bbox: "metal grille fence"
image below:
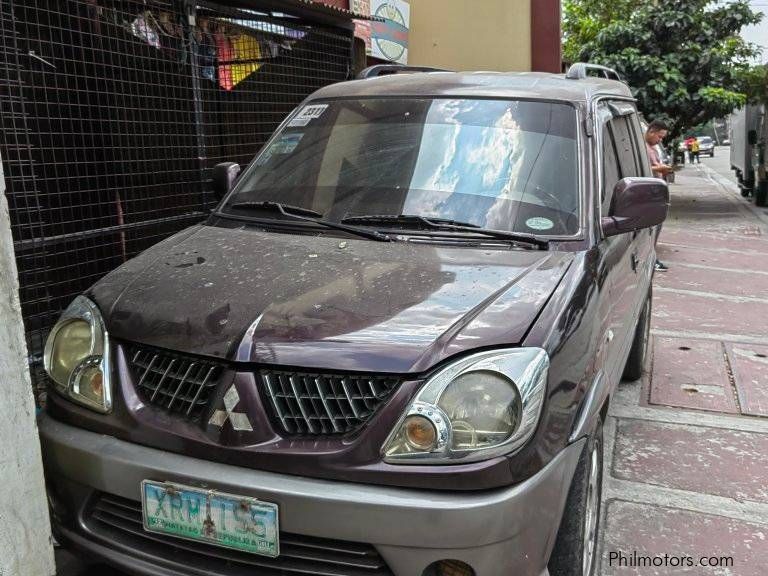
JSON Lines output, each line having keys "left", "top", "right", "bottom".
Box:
{"left": 0, "top": 0, "right": 353, "bottom": 398}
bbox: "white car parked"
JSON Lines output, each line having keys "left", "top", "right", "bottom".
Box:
{"left": 697, "top": 136, "right": 715, "bottom": 157}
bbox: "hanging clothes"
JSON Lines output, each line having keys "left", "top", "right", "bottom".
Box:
{"left": 157, "top": 11, "right": 186, "bottom": 64}
{"left": 130, "top": 12, "right": 161, "bottom": 49}
{"left": 231, "top": 34, "right": 261, "bottom": 87}
{"left": 197, "top": 30, "right": 217, "bottom": 82}
{"left": 215, "top": 32, "right": 234, "bottom": 90}
{"left": 265, "top": 39, "right": 280, "bottom": 59}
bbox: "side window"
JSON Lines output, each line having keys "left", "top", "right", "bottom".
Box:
{"left": 602, "top": 123, "right": 621, "bottom": 213}
{"left": 611, "top": 116, "right": 641, "bottom": 177}
{"left": 628, "top": 113, "right": 652, "bottom": 176}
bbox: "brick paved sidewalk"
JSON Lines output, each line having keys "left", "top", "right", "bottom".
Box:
{"left": 599, "top": 156, "right": 768, "bottom": 575}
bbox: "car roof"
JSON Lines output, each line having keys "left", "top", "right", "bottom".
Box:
{"left": 310, "top": 71, "right": 634, "bottom": 104}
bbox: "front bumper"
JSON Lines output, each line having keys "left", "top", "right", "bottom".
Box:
{"left": 40, "top": 414, "right": 582, "bottom": 576}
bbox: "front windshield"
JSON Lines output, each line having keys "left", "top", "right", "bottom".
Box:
{"left": 223, "top": 98, "right": 580, "bottom": 236}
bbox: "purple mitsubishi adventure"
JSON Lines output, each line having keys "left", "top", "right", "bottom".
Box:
{"left": 40, "top": 63, "right": 668, "bottom": 576}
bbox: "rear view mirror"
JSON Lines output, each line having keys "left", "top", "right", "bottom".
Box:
{"left": 212, "top": 162, "right": 241, "bottom": 200}
{"left": 602, "top": 177, "right": 669, "bottom": 237}
{"left": 748, "top": 130, "right": 758, "bottom": 146}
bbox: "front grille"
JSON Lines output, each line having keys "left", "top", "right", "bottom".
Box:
{"left": 86, "top": 493, "right": 393, "bottom": 576}
{"left": 258, "top": 370, "right": 401, "bottom": 436}
{"left": 126, "top": 344, "right": 401, "bottom": 435}
{"left": 128, "top": 346, "right": 225, "bottom": 420}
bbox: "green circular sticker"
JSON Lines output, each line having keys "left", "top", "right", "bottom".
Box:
{"left": 526, "top": 217, "right": 554, "bottom": 231}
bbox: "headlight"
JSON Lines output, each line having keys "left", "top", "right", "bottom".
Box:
{"left": 383, "top": 348, "right": 548, "bottom": 464}
{"left": 43, "top": 295, "right": 112, "bottom": 413}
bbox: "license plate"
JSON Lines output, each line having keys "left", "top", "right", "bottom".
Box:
{"left": 141, "top": 481, "right": 279, "bottom": 557}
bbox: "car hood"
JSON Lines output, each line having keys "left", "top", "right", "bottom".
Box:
{"left": 91, "top": 224, "right": 574, "bottom": 373}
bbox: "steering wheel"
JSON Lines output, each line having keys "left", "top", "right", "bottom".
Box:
{"left": 527, "top": 185, "right": 563, "bottom": 210}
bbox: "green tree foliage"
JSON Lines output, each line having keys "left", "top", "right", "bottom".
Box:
{"left": 563, "top": 0, "right": 765, "bottom": 137}
{"left": 562, "top": 0, "right": 639, "bottom": 64}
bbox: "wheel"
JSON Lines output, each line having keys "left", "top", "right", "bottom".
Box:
{"left": 756, "top": 181, "right": 768, "bottom": 207}
{"left": 745, "top": 178, "right": 756, "bottom": 197}
{"left": 549, "top": 416, "right": 604, "bottom": 576}
{"left": 622, "top": 287, "right": 651, "bottom": 381}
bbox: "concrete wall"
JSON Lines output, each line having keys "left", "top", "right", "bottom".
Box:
{"left": 407, "top": 0, "right": 532, "bottom": 71}
{"left": 0, "top": 160, "right": 56, "bottom": 576}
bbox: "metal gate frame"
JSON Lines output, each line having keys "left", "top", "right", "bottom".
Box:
{"left": 0, "top": 0, "right": 357, "bottom": 398}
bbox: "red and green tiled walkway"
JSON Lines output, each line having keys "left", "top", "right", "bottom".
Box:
{"left": 600, "top": 152, "right": 768, "bottom": 575}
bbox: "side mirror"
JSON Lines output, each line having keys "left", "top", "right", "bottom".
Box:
{"left": 602, "top": 177, "right": 669, "bottom": 237}
{"left": 748, "top": 130, "right": 758, "bottom": 146}
{"left": 212, "top": 162, "right": 241, "bottom": 200}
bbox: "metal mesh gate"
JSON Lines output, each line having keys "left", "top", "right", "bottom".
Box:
{"left": 0, "top": 0, "right": 353, "bottom": 397}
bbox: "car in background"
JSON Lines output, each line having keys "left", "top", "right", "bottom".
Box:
{"left": 697, "top": 136, "right": 715, "bottom": 157}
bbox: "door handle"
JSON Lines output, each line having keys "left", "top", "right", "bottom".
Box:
{"left": 630, "top": 253, "right": 638, "bottom": 272}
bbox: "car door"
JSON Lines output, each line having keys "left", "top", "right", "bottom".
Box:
{"left": 595, "top": 104, "right": 631, "bottom": 384}
{"left": 625, "top": 108, "right": 656, "bottom": 301}
{"left": 597, "top": 103, "right": 646, "bottom": 382}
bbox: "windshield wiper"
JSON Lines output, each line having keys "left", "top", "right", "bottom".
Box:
{"left": 341, "top": 214, "right": 549, "bottom": 249}
{"left": 225, "top": 201, "right": 392, "bottom": 242}
{"left": 343, "top": 214, "right": 482, "bottom": 227}
{"left": 228, "top": 201, "right": 323, "bottom": 217}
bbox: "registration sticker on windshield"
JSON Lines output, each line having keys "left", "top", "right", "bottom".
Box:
{"left": 288, "top": 104, "right": 328, "bottom": 127}
{"left": 526, "top": 217, "right": 554, "bottom": 231}
{"left": 271, "top": 133, "right": 303, "bottom": 154}
{"left": 256, "top": 133, "right": 303, "bottom": 165}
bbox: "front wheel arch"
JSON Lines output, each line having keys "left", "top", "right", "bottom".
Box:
{"left": 549, "top": 416, "right": 604, "bottom": 576}
{"left": 622, "top": 286, "right": 652, "bottom": 382}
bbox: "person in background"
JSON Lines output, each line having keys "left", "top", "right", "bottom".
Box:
{"left": 646, "top": 120, "right": 673, "bottom": 178}
{"left": 645, "top": 119, "right": 672, "bottom": 272}
{"left": 683, "top": 136, "right": 694, "bottom": 164}
{"left": 690, "top": 137, "right": 701, "bottom": 164}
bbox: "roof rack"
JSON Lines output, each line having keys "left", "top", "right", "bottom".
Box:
{"left": 357, "top": 64, "right": 452, "bottom": 80}
{"left": 565, "top": 63, "right": 622, "bottom": 81}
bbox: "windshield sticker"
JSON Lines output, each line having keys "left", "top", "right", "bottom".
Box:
{"left": 256, "top": 133, "right": 303, "bottom": 165}
{"left": 526, "top": 217, "right": 554, "bottom": 231}
{"left": 272, "top": 133, "right": 303, "bottom": 154}
{"left": 288, "top": 104, "right": 328, "bottom": 127}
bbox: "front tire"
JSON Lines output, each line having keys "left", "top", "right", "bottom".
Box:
{"left": 756, "top": 181, "right": 768, "bottom": 207}
{"left": 549, "top": 417, "right": 604, "bottom": 576}
{"left": 622, "top": 287, "right": 651, "bottom": 381}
